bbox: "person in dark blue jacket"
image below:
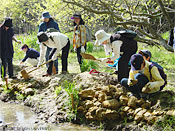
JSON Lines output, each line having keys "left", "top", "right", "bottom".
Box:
{"left": 0, "top": 18, "right": 21, "bottom": 79}
{"left": 20, "top": 44, "right": 40, "bottom": 66}
{"left": 38, "top": 11, "right": 60, "bottom": 74}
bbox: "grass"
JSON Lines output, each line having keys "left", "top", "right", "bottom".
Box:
{"left": 156, "top": 115, "right": 175, "bottom": 131}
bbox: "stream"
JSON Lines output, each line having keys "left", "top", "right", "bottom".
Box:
{"left": 0, "top": 101, "right": 96, "bottom": 131}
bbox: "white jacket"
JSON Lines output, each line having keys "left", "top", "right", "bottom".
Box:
{"left": 38, "top": 32, "right": 68, "bottom": 65}
{"left": 103, "top": 40, "right": 123, "bottom": 61}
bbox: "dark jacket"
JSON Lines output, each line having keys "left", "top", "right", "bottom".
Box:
{"left": 38, "top": 18, "right": 60, "bottom": 32}
{"left": 0, "top": 25, "right": 14, "bottom": 58}
{"left": 168, "top": 28, "right": 174, "bottom": 47}
{"left": 110, "top": 34, "right": 137, "bottom": 53}
{"left": 22, "top": 48, "right": 40, "bottom": 62}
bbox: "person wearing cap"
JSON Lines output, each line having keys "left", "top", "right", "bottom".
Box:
{"left": 37, "top": 31, "right": 70, "bottom": 76}
{"left": 72, "top": 13, "right": 86, "bottom": 68}
{"left": 95, "top": 30, "right": 137, "bottom": 82}
{"left": 138, "top": 50, "right": 152, "bottom": 62}
{"left": 39, "top": 11, "right": 60, "bottom": 74}
{"left": 20, "top": 44, "right": 40, "bottom": 66}
{"left": 121, "top": 54, "right": 165, "bottom": 98}
{"left": 0, "top": 18, "right": 21, "bottom": 79}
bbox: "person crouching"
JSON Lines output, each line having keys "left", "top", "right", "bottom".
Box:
{"left": 20, "top": 44, "right": 40, "bottom": 67}
{"left": 37, "top": 32, "right": 70, "bottom": 76}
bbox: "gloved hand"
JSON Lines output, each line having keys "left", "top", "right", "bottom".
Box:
{"left": 37, "top": 62, "right": 42, "bottom": 68}
{"left": 74, "top": 47, "right": 77, "bottom": 52}
{"left": 0, "top": 58, "right": 2, "bottom": 64}
{"left": 142, "top": 82, "right": 155, "bottom": 93}
{"left": 81, "top": 46, "right": 85, "bottom": 53}
{"left": 129, "top": 79, "right": 138, "bottom": 86}
{"left": 51, "top": 55, "right": 57, "bottom": 61}
{"left": 98, "top": 58, "right": 109, "bottom": 63}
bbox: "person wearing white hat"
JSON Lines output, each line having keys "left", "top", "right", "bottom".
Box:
{"left": 95, "top": 30, "right": 137, "bottom": 82}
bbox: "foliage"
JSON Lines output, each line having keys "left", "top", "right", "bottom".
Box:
{"left": 86, "top": 42, "right": 94, "bottom": 53}
{"left": 156, "top": 116, "right": 175, "bottom": 130}
{"left": 55, "top": 86, "right": 62, "bottom": 96}
{"left": 80, "top": 59, "right": 98, "bottom": 72}
{"left": 63, "top": 81, "right": 79, "bottom": 111}
{"left": 62, "top": 0, "right": 175, "bottom": 52}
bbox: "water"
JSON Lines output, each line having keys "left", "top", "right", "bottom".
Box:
{"left": 0, "top": 101, "right": 96, "bottom": 131}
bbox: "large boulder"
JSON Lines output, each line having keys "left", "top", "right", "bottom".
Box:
{"left": 79, "top": 89, "right": 95, "bottom": 99}
{"left": 102, "top": 99, "right": 120, "bottom": 109}
{"left": 128, "top": 96, "right": 138, "bottom": 108}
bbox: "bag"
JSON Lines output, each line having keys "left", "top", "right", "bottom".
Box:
{"left": 116, "top": 29, "right": 137, "bottom": 39}
{"left": 85, "top": 25, "right": 92, "bottom": 42}
{"left": 168, "top": 28, "right": 174, "bottom": 47}
{"left": 149, "top": 62, "right": 167, "bottom": 91}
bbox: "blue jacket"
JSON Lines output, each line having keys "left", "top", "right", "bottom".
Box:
{"left": 22, "top": 48, "right": 40, "bottom": 62}
{"left": 38, "top": 18, "right": 60, "bottom": 32}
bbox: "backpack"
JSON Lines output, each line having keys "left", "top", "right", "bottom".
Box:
{"left": 116, "top": 29, "right": 137, "bottom": 39}
{"left": 85, "top": 25, "right": 92, "bottom": 42}
{"left": 168, "top": 28, "right": 174, "bottom": 47}
{"left": 149, "top": 62, "right": 167, "bottom": 91}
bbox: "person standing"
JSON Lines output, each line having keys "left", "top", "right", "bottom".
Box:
{"left": 0, "top": 18, "right": 21, "bottom": 79}
{"left": 95, "top": 30, "right": 137, "bottom": 82}
{"left": 72, "top": 13, "right": 86, "bottom": 69}
{"left": 38, "top": 11, "right": 60, "bottom": 74}
{"left": 37, "top": 32, "right": 70, "bottom": 76}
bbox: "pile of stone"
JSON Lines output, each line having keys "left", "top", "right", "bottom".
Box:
{"left": 75, "top": 72, "right": 172, "bottom": 124}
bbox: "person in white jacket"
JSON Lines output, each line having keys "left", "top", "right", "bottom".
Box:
{"left": 95, "top": 30, "right": 137, "bottom": 82}
{"left": 37, "top": 32, "right": 70, "bottom": 76}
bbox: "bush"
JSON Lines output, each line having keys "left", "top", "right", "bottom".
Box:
{"left": 80, "top": 59, "right": 98, "bottom": 72}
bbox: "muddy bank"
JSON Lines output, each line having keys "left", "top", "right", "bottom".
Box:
{"left": 0, "top": 68, "right": 175, "bottom": 130}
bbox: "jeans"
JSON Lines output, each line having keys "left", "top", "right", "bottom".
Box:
{"left": 46, "top": 47, "right": 58, "bottom": 72}
{"left": 121, "top": 73, "right": 149, "bottom": 96}
{"left": 47, "top": 40, "right": 70, "bottom": 75}
{"left": 1, "top": 57, "right": 13, "bottom": 78}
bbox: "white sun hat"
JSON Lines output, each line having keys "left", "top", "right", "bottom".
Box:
{"left": 95, "top": 30, "right": 111, "bottom": 45}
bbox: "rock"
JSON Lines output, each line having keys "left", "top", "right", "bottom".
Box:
{"left": 85, "top": 100, "right": 94, "bottom": 109}
{"left": 77, "top": 106, "right": 85, "bottom": 113}
{"left": 128, "top": 108, "right": 135, "bottom": 115}
{"left": 102, "top": 99, "right": 120, "bottom": 109}
{"left": 79, "top": 89, "right": 95, "bottom": 99}
{"left": 98, "top": 92, "right": 107, "bottom": 103}
{"left": 137, "top": 98, "right": 145, "bottom": 106}
{"left": 166, "top": 110, "right": 175, "bottom": 116}
{"left": 116, "top": 88, "right": 125, "bottom": 96}
{"left": 134, "top": 108, "right": 143, "bottom": 116}
{"left": 108, "top": 85, "right": 117, "bottom": 95}
{"left": 141, "top": 101, "right": 151, "bottom": 109}
{"left": 107, "top": 96, "right": 113, "bottom": 100}
{"left": 96, "top": 108, "right": 106, "bottom": 120}
{"left": 134, "top": 109, "right": 147, "bottom": 123}
{"left": 144, "top": 112, "right": 157, "bottom": 125}
{"left": 24, "top": 88, "right": 34, "bottom": 96}
{"left": 104, "top": 109, "right": 119, "bottom": 120}
{"left": 152, "top": 110, "right": 164, "bottom": 116}
{"left": 128, "top": 96, "right": 138, "bottom": 108}
{"left": 85, "top": 106, "right": 98, "bottom": 120}
{"left": 119, "top": 95, "right": 129, "bottom": 105}
{"left": 123, "top": 106, "right": 131, "bottom": 112}
{"left": 101, "top": 86, "right": 110, "bottom": 94}
{"left": 94, "top": 101, "right": 102, "bottom": 107}
{"left": 94, "top": 91, "right": 101, "bottom": 98}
